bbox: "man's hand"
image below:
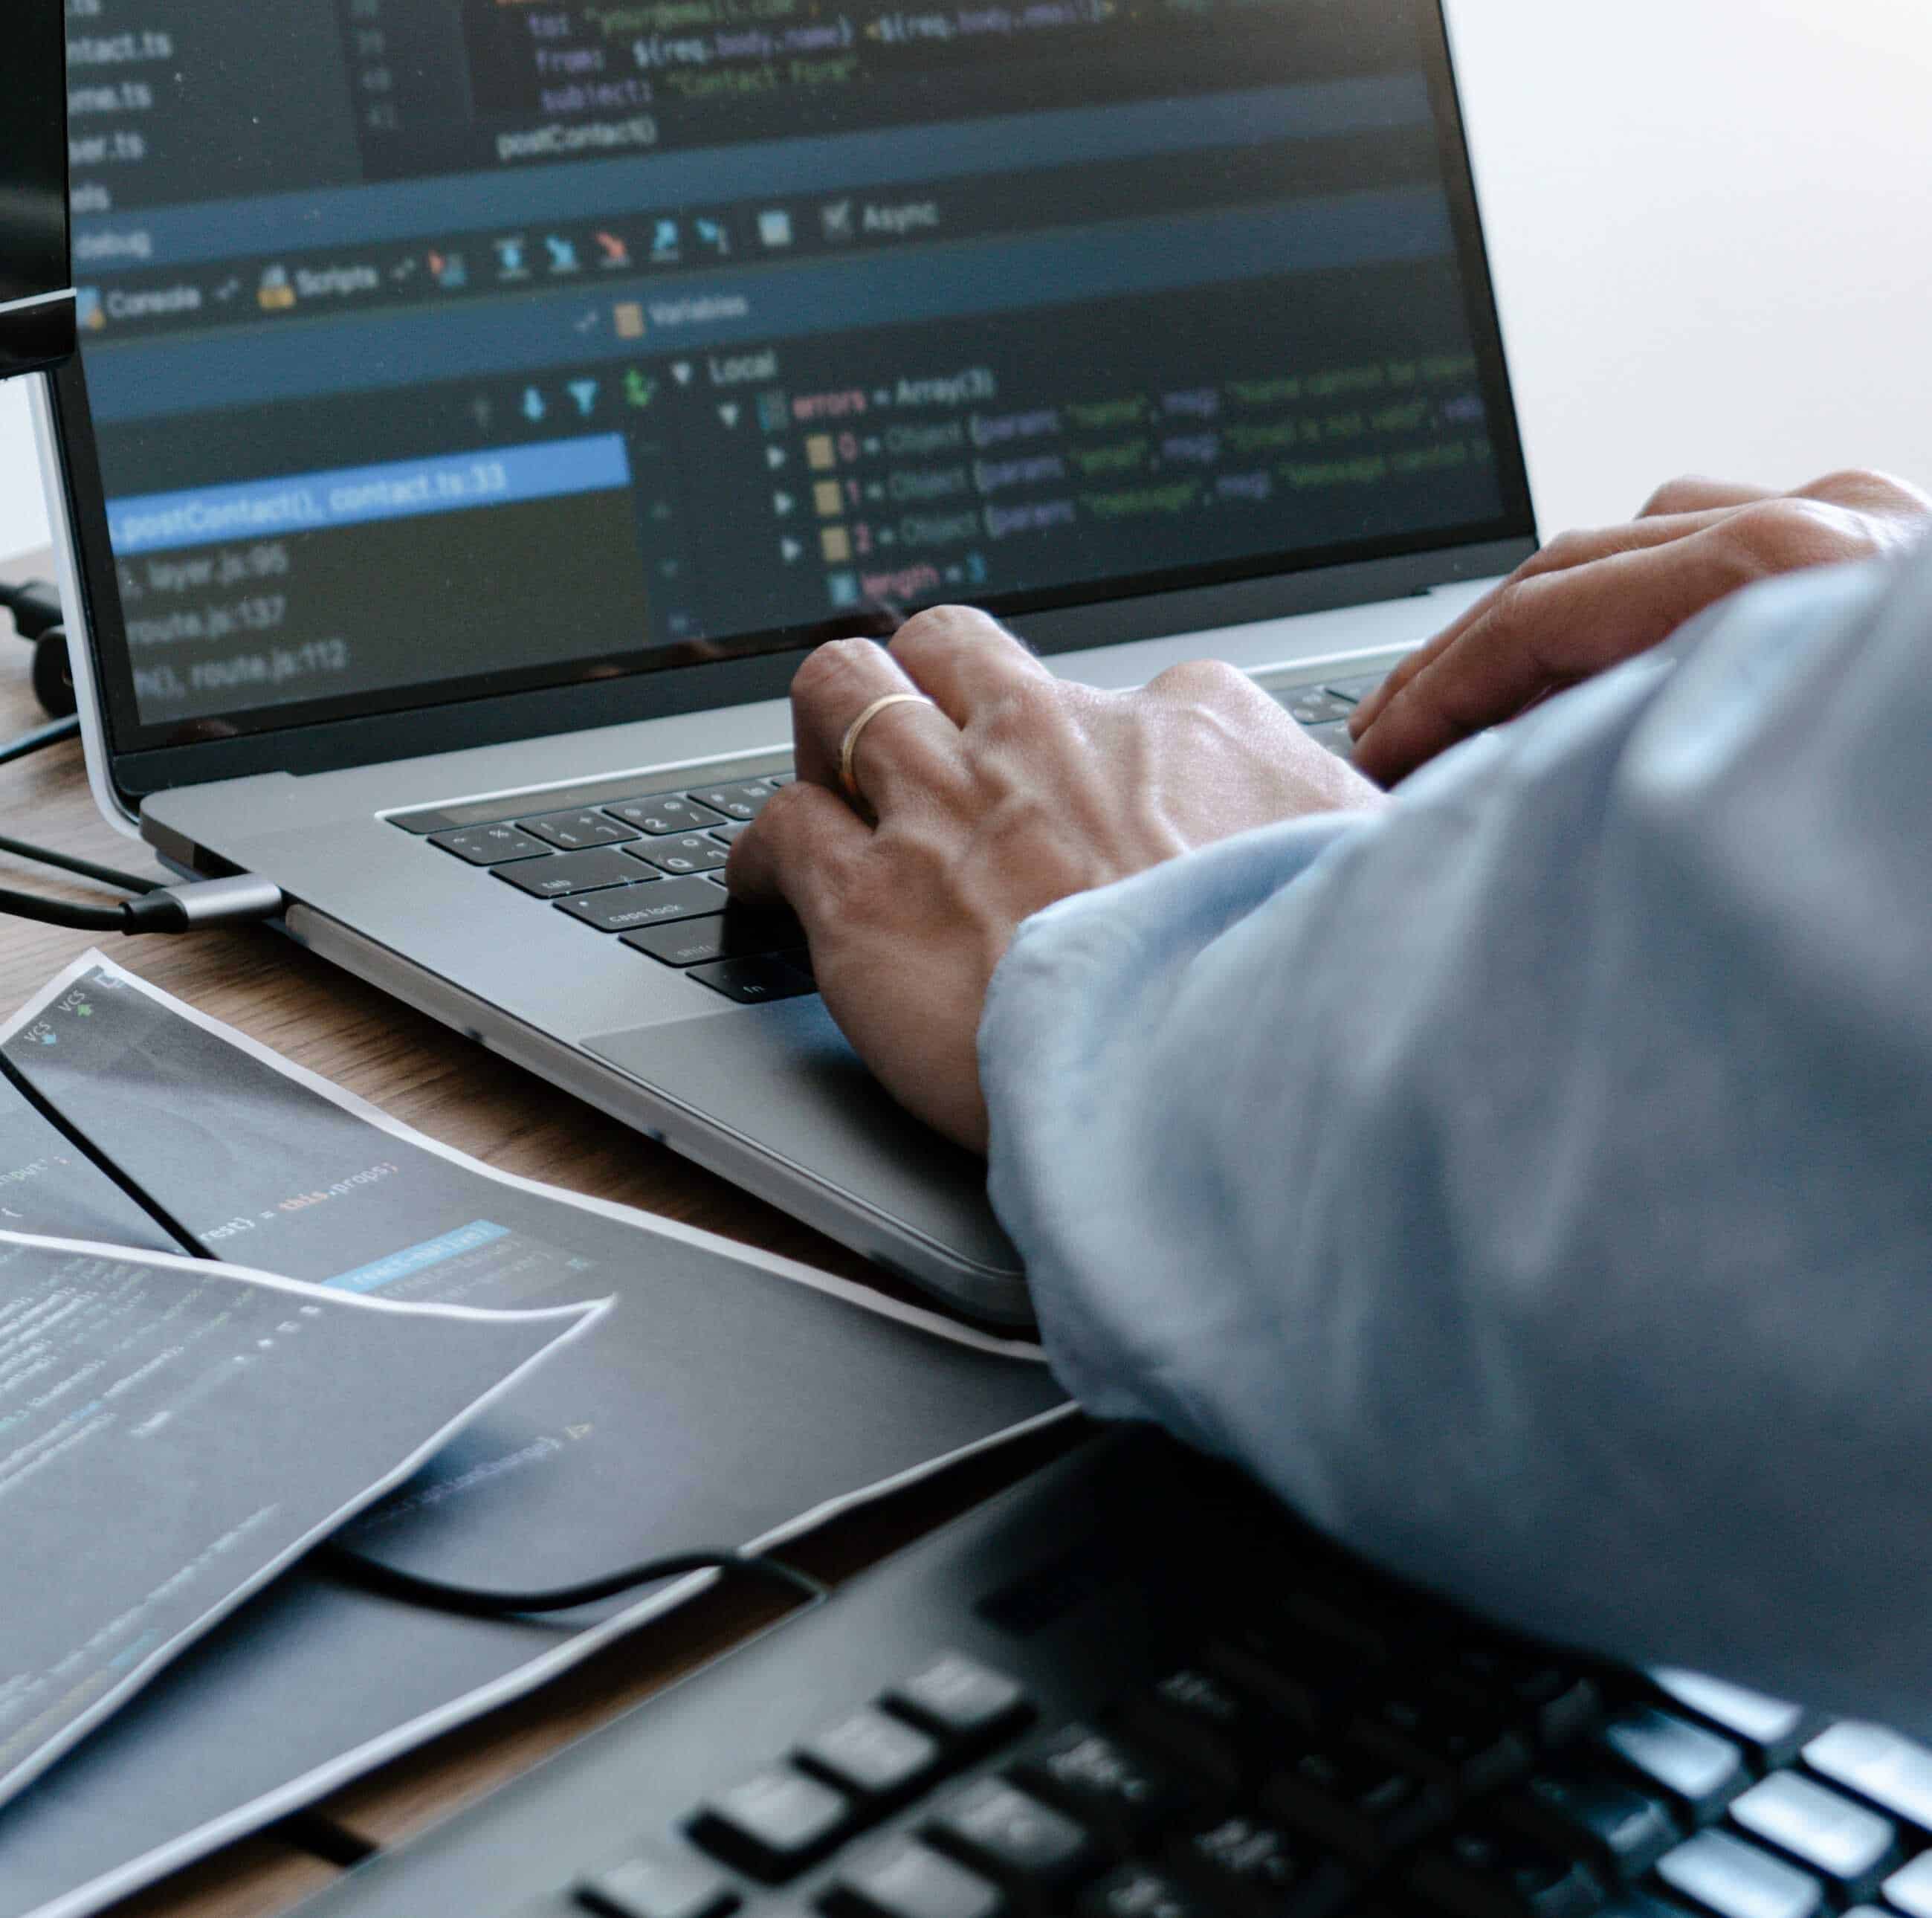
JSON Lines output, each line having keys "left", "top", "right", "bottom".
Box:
{"left": 728, "top": 606, "right": 1386, "bottom": 1152}
{"left": 1348, "top": 468, "right": 1932, "bottom": 786}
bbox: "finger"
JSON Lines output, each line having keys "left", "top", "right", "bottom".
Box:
{"left": 726, "top": 778, "right": 869, "bottom": 917}
{"left": 1351, "top": 522, "right": 1763, "bottom": 787}
{"left": 1637, "top": 474, "right": 1777, "bottom": 518}
{"left": 1348, "top": 508, "right": 1734, "bottom": 737}
{"left": 786, "top": 636, "right": 964, "bottom": 810}
{"left": 887, "top": 604, "right": 1053, "bottom": 726}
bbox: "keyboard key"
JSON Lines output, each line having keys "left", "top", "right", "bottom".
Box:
{"left": 1171, "top": 1814, "right": 1351, "bottom": 1918}
{"left": 518, "top": 808, "right": 640, "bottom": 850}
{"left": 1302, "top": 720, "right": 1356, "bottom": 761}
{"left": 1804, "top": 1725, "right": 1932, "bottom": 1831}
{"left": 578, "top": 1854, "right": 741, "bottom": 1918}
{"left": 622, "top": 906, "right": 801, "bottom": 968}
{"left": 1079, "top": 1864, "right": 1215, "bottom": 1918}
{"left": 1015, "top": 1722, "right": 1192, "bottom": 1850}
{"left": 1279, "top": 689, "right": 1356, "bottom": 726}
{"left": 827, "top": 1838, "right": 1004, "bottom": 1918}
{"left": 1448, "top": 1645, "right": 1602, "bottom": 1749}
{"left": 1595, "top": 1710, "right": 1745, "bottom": 1826}
{"left": 688, "top": 1765, "right": 852, "bottom": 1882}
{"left": 1351, "top": 1679, "right": 1534, "bottom": 1800}
{"left": 927, "top": 1777, "right": 1092, "bottom": 1891}
{"left": 1409, "top": 1821, "right": 1603, "bottom": 1918}
{"left": 709, "top": 821, "right": 751, "bottom": 846}
{"left": 606, "top": 795, "right": 730, "bottom": 835}
{"left": 496, "top": 848, "right": 647, "bottom": 898}
{"left": 1264, "top": 1744, "right": 1451, "bottom": 1866}
{"left": 1127, "top": 1667, "right": 1285, "bottom": 1793}
{"left": 687, "top": 955, "right": 818, "bottom": 1004}
{"left": 1728, "top": 1773, "right": 1897, "bottom": 1899}
{"left": 428, "top": 823, "right": 550, "bottom": 865}
{"left": 1652, "top": 1673, "right": 1813, "bottom": 1770}
{"left": 1324, "top": 674, "right": 1389, "bottom": 704}
{"left": 1499, "top": 1770, "right": 1677, "bottom": 1882}
{"left": 560, "top": 876, "right": 726, "bottom": 933}
{"left": 799, "top": 1708, "right": 942, "bottom": 1804}
{"left": 1882, "top": 1853, "right": 1932, "bottom": 1918}
{"left": 688, "top": 781, "right": 783, "bottom": 821}
{"left": 631, "top": 833, "right": 731, "bottom": 876}
{"left": 1655, "top": 1831, "right": 1823, "bottom": 1918}
{"left": 887, "top": 1656, "right": 1035, "bottom": 1750}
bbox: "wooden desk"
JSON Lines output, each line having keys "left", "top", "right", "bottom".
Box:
{"left": 0, "top": 549, "right": 1070, "bottom": 1918}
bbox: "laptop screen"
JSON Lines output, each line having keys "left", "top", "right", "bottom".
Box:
{"left": 62, "top": 0, "right": 1529, "bottom": 756}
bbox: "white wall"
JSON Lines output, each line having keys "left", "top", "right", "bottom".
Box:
{"left": 3, "top": 1, "right": 1929, "bottom": 561}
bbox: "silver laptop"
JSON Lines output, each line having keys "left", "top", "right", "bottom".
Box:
{"left": 32, "top": 0, "right": 1536, "bottom": 1325}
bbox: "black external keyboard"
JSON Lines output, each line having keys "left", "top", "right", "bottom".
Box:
{"left": 288, "top": 1432, "right": 1932, "bottom": 1918}
{"left": 386, "top": 664, "right": 1387, "bottom": 1007}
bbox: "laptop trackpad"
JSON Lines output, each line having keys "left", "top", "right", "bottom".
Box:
{"left": 583, "top": 998, "right": 1027, "bottom": 1308}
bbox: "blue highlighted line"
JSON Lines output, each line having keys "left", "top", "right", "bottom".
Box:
{"left": 106, "top": 436, "right": 630, "bottom": 556}
{"left": 325, "top": 1221, "right": 513, "bottom": 1296}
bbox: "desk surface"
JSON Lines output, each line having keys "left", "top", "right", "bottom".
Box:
{"left": 0, "top": 548, "right": 1068, "bottom": 1918}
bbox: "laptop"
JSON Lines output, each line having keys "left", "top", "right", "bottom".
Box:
{"left": 0, "top": 0, "right": 74, "bottom": 380}
{"left": 30, "top": 0, "right": 1537, "bottom": 1326}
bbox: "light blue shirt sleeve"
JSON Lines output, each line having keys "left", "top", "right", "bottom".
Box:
{"left": 979, "top": 540, "right": 1932, "bottom": 1727}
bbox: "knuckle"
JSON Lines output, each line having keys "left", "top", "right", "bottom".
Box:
{"left": 1640, "top": 474, "right": 1706, "bottom": 517}
{"left": 1532, "top": 529, "right": 1593, "bottom": 572}
{"left": 1147, "top": 656, "right": 1248, "bottom": 702}
{"left": 792, "top": 636, "right": 879, "bottom": 703}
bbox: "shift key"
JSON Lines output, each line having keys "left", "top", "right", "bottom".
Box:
{"left": 558, "top": 877, "right": 726, "bottom": 932}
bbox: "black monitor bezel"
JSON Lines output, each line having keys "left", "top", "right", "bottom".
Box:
{"left": 51, "top": 1, "right": 1537, "bottom": 813}
{"left": 0, "top": 0, "right": 75, "bottom": 377}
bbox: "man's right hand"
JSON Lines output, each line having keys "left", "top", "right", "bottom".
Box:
{"left": 1348, "top": 468, "right": 1932, "bottom": 786}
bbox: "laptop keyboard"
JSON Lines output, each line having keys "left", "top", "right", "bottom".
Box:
{"left": 396, "top": 666, "right": 1384, "bottom": 1007}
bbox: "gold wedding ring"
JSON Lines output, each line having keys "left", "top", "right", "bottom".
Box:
{"left": 838, "top": 693, "right": 936, "bottom": 807}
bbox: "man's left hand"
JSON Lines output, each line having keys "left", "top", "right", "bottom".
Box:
{"left": 728, "top": 606, "right": 1385, "bottom": 1153}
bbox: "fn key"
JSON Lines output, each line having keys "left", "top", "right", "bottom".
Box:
{"left": 688, "top": 955, "right": 815, "bottom": 1004}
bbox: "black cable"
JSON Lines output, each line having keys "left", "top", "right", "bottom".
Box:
{"left": 319, "top": 1543, "right": 830, "bottom": 1618}
{"left": 0, "top": 713, "right": 78, "bottom": 768}
{"left": 0, "top": 829, "right": 161, "bottom": 894}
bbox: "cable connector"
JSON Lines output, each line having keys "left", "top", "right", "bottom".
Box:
{"left": 123, "top": 875, "right": 287, "bottom": 933}
{"left": 0, "top": 580, "right": 64, "bottom": 644}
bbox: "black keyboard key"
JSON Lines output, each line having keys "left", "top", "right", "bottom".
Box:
{"left": 1654, "top": 1831, "right": 1823, "bottom": 1918}
{"left": 579, "top": 1854, "right": 741, "bottom": 1918}
{"left": 519, "top": 808, "right": 640, "bottom": 850}
{"left": 1448, "top": 1645, "right": 1602, "bottom": 1749}
{"left": 1595, "top": 1711, "right": 1745, "bottom": 1827}
{"left": 887, "top": 1656, "right": 1035, "bottom": 1751}
{"left": 1014, "top": 1722, "right": 1192, "bottom": 1850}
{"left": 1727, "top": 1773, "right": 1898, "bottom": 1899}
{"left": 1652, "top": 1673, "right": 1812, "bottom": 1771}
{"left": 1170, "top": 1814, "right": 1351, "bottom": 1918}
{"left": 688, "top": 955, "right": 818, "bottom": 1004}
{"left": 1126, "top": 1667, "right": 1285, "bottom": 1794}
{"left": 927, "top": 1777, "right": 1092, "bottom": 1892}
{"left": 799, "top": 1708, "right": 942, "bottom": 1805}
{"left": 624, "top": 909, "right": 798, "bottom": 969}
{"left": 607, "top": 795, "right": 730, "bottom": 835}
{"left": 827, "top": 1838, "right": 1005, "bottom": 1918}
{"left": 1351, "top": 1680, "right": 1534, "bottom": 1800}
{"left": 1881, "top": 1854, "right": 1932, "bottom": 1917}
{"left": 632, "top": 834, "right": 731, "bottom": 876}
{"left": 561, "top": 876, "right": 726, "bottom": 933}
{"left": 1280, "top": 689, "right": 1356, "bottom": 726}
{"left": 1265, "top": 1745, "right": 1452, "bottom": 1866}
{"left": 1202, "top": 1620, "right": 1370, "bottom": 1736}
{"left": 688, "top": 781, "right": 783, "bottom": 821}
{"left": 1079, "top": 1864, "right": 1219, "bottom": 1918}
{"left": 1411, "top": 1823, "right": 1602, "bottom": 1918}
{"left": 1804, "top": 1724, "right": 1932, "bottom": 1831}
{"left": 429, "top": 823, "right": 551, "bottom": 865}
{"left": 1500, "top": 1771, "right": 1677, "bottom": 1882}
{"left": 497, "top": 848, "right": 647, "bottom": 899}
{"left": 688, "top": 1765, "right": 852, "bottom": 1882}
